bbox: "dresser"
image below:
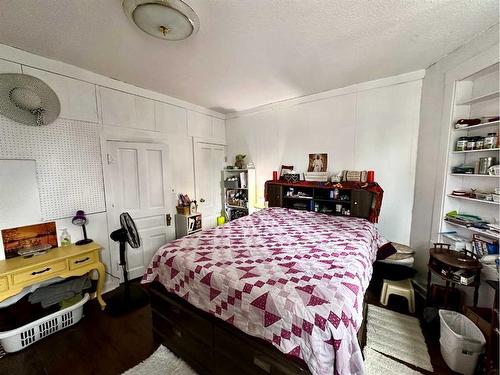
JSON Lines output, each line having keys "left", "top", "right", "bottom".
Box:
{"left": 0, "top": 242, "right": 106, "bottom": 309}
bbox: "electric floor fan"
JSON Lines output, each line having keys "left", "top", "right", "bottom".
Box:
{"left": 105, "top": 212, "right": 149, "bottom": 316}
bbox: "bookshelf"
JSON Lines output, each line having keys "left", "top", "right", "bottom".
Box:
{"left": 222, "top": 168, "right": 256, "bottom": 221}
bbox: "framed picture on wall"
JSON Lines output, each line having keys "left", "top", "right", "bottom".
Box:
{"left": 1, "top": 222, "right": 57, "bottom": 258}
{"left": 308, "top": 153, "right": 328, "bottom": 172}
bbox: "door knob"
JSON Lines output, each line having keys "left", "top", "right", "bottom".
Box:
{"left": 200, "top": 198, "right": 205, "bottom": 203}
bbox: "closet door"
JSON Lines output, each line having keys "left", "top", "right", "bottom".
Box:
{"left": 193, "top": 141, "right": 226, "bottom": 228}
{"left": 106, "top": 141, "right": 172, "bottom": 280}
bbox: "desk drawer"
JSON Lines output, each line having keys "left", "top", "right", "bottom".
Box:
{"left": 69, "top": 252, "right": 97, "bottom": 270}
{"left": 0, "top": 277, "right": 8, "bottom": 292}
{"left": 12, "top": 261, "right": 67, "bottom": 286}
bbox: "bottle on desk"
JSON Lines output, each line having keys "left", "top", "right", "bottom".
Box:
{"left": 60, "top": 228, "right": 72, "bottom": 247}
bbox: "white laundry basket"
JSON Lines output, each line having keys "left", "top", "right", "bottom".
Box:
{"left": 0, "top": 293, "right": 89, "bottom": 353}
{"left": 439, "top": 309, "right": 486, "bottom": 375}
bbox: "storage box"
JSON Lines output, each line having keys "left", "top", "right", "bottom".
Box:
{"left": 304, "top": 172, "right": 328, "bottom": 182}
{"left": 464, "top": 306, "right": 492, "bottom": 342}
{"left": 224, "top": 180, "right": 240, "bottom": 189}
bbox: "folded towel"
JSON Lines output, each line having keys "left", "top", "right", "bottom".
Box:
{"left": 29, "top": 277, "right": 91, "bottom": 308}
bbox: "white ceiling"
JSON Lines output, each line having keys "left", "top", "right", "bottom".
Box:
{"left": 0, "top": 1, "right": 498, "bottom": 113}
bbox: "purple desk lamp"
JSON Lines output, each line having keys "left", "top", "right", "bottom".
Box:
{"left": 72, "top": 210, "right": 93, "bottom": 245}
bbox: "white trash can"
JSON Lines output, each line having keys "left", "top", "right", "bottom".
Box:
{"left": 439, "top": 309, "right": 486, "bottom": 375}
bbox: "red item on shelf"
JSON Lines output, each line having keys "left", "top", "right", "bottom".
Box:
{"left": 367, "top": 170, "right": 375, "bottom": 183}
{"left": 272, "top": 171, "right": 278, "bottom": 181}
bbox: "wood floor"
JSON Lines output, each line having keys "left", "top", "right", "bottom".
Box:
{"left": 0, "top": 298, "right": 155, "bottom": 375}
{"left": 0, "top": 286, "right": 460, "bottom": 375}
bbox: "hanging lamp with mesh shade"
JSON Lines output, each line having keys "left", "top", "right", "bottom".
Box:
{"left": 0, "top": 73, "right": 60, "bottom": 126}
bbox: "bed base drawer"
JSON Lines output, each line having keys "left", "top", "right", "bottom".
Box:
{"left": 150, "top": 285, "right": 212, "bottom": 345}
{"left": 148, "top": 283, "right": 311, "bottom": 375}
{"left": 215, "top": 326, "right": 308, "bottom": 375}
{"left": 152, "top": 310, "right": 213, "bottom": 374}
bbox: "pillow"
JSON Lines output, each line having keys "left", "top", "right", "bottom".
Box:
{"left": 386, "top": 252, "right": 414, "bottom": 261}
{"left": 376, "top": 242, "right": 397, "bottom": 260}
{"left": 392, "top": 242, "right": 415, "bottom": 254}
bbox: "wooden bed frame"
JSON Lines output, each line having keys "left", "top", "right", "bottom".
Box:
{"left": 148, "top": 281, "right": 367, "bottom": 375}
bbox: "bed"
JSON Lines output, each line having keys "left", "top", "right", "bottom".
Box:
{"left": 142, "top": 207, "right": 388, "bottom": 375}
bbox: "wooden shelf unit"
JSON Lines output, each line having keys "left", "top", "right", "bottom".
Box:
{"left": 265, "top": 180, "right": 377, "bottom": 220}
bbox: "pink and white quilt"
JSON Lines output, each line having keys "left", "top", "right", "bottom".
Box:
{"left": 142, "top": 208, "right": 387, "bottom": 375}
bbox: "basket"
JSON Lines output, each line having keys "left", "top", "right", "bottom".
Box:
{"left": 0, "top": 293, "right": 89, "bottom": 353}
{"left": 176, "top": 206, "right": 190, "bottom": 215}
{"left": 439, "top": 309, "right": 485, "bottom": 375}
{"left": 283, "top": 173, "right": 300, "bottom": 183}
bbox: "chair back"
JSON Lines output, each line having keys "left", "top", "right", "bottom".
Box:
{"left": 433, "top": 242, "right": 451, "bottom": 253}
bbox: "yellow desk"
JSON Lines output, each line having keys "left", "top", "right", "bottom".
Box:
{"left": 0, "top": 242, "right": 106, "bottom": 310}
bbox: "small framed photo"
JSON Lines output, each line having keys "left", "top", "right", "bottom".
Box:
{"left": 308, "top": 153, "right": 327, "bottom": 172}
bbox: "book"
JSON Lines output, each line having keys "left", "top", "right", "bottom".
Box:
{"left": 452, "top": 269, "right": 476, "bottom": 285}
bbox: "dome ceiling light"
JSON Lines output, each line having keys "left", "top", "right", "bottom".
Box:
{"left": 123, "top": 0, "right": 199, "bottom": 41}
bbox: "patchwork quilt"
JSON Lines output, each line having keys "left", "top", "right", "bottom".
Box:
{"left": 142, "top": 208, "right": 386, "bottom": 375}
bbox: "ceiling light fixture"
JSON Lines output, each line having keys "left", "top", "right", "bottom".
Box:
{"left": 123, "top": 0, "right": 199, "bottom": 41}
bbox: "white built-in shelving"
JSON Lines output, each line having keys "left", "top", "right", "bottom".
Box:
{"left": 451, "top": 148, "right": 500, "bottom": 154}
{"left": 447, "top": 194, "right": 499, "bottom": 205}
{"left": 440, "top": 60, "right": 500, "bottom": 250}
{"left": 450, "top": 173, "right": 500, "bottom": 178}
{"left": 444, "top": 221, "right": 499, "bottom": 241}
{"left": 456, "top": 90, "right": 499, "bottom": 105}
{"left": 453, "top": 120, "right": 500, "bottom": 132}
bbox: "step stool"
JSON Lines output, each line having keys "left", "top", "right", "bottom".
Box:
{"left": 380, "top": 278, "right": 415, "bottom": 313}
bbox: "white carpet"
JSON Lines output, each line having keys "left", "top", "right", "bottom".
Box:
{"left": 122, "top": 345, "right": 197, "bottom": 375}
{"left": 363, "top": 347, "right": 423, "bottom": 375}
{"left": 365, "top": 304, "right": 433, "bottom": 372}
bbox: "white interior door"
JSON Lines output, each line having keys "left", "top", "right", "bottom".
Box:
{"left": 193, "top": 141, "right": 225, "bottom": 229}
{"left": 106, "top": 141, "right": 173, "bottom": 280}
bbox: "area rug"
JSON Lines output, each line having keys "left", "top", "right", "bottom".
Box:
{"left": 365, "top": 304, "right": 433, "bottom": 372}
{"left": 122, "top": 345, "right": 197, "bottom": 375}
{"left": 363, "top": 347, "right": 423, "bottom": 375}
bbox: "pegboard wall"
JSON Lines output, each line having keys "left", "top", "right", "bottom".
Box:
{"left": 0, "top": 114, "right": 106, "bottom": 220}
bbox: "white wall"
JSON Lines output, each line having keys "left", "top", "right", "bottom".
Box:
{"left": 226, "top": 73, "right": 423, "bottom": 244}
{"left": 0, "top": 43, "right": 225, "bottom": 289}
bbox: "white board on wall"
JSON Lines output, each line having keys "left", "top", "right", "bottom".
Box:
{"left": 0, "top": 159, "right": 42, "bottom": 228}
{"left": 0, "top": 159, "right": 42, "bottom": 260}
